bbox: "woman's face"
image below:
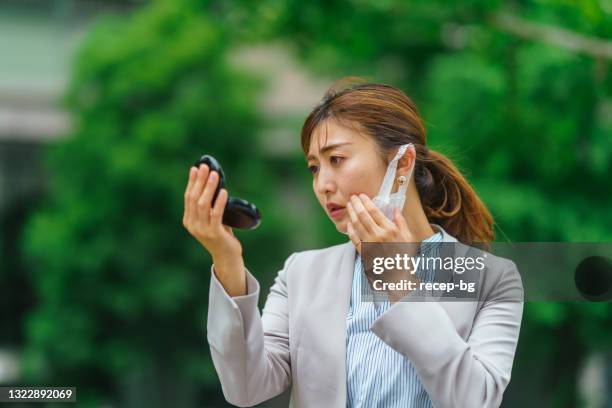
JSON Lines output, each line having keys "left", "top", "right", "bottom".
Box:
{"left": 307, "top": 119, "right": 388, "bottom": 234}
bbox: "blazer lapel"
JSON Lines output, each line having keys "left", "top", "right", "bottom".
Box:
{"left": 309, "top": 240, "right": 356, "bottom": 406}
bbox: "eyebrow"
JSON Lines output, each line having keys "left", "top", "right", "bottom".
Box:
{"left": 307, "top": 142, "right": 352, "bottom": 161}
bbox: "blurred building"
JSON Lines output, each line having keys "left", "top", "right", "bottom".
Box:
{"left": 0, "top": 0, "right": 125, "bottom": 384}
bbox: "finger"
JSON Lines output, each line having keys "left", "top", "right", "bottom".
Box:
{"left": 189, "top": 165, "right": 210, "bottom": 223}
{"left": 347, "top": 201, "right": 370, "bottom": 240}
{"left": 184, "top": 166, "right": 197, "bottom": 197}
{"left": 197, "top": 170, "right": 219, "bottom": 225}
{"left": 350, "top": 195, "right": 381, "bottom": 236}
{"left": 359, "top": 194, "right": 396, "bottom": 230}
{"left": 184, "top": 167, "right": 197, "bottom": 217}
{"left": 350, "top": 195, "right": 381, "bottom": 235}
{"left": 393, "top": 207, "right": 409, "bottom": 231}
{"left": 210, "top": 188, "right": 228, "bottom": 227}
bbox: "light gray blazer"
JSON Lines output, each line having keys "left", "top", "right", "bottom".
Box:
{"left": 206, "top": 224, "right": 524, "bottom": 408}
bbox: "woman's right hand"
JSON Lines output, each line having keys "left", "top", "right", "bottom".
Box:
{"left": 182, "top": 164, "right": 243, "bottom": 263}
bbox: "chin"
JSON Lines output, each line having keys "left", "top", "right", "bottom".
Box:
{"left": 336, "top": 221, "right": 349, "bottom": 235}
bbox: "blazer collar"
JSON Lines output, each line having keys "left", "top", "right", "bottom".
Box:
{"left": 430, "top": 222, "right": 458, "bottom": 242}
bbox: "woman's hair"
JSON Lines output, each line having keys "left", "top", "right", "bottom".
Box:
{"left": 300, "top": 77, "right": 495, "bottom": 247}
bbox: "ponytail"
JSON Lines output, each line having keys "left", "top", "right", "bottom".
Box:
{"left": 416, "top": 149, "right": 495, "bottom": 248}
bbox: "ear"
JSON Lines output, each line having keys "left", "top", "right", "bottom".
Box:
{"left": 396, "top": 144, "right": 416, "bottom": 177}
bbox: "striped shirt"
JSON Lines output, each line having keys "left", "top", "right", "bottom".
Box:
{"left": 346, "top": 231, "right": 443, "bottom": 408}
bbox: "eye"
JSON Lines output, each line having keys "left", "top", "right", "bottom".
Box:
{"left": 330, "top": 156, "right": 344, "bottom": 165}
{"left": 308, "top": 164, "right": 319, "bottom": 174}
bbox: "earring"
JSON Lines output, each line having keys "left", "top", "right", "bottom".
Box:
{"left": 398, "top": 175, "right": 407, "bottom": 185}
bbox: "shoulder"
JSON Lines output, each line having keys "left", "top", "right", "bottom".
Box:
{"left": 296, "top": 240, "right": 351, "bottom": 257}
{"left": 467, "top": 246, "right": 523, "bottom": 303}
{"left": 281, "top": 241, "right": 353, "bottom": 279}
{"left": 289, "top": 241, "right": 352, "bottom": 265}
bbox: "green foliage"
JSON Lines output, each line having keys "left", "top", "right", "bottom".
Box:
{"left": 21, "top": 0, "right": 292, "bottom": 405}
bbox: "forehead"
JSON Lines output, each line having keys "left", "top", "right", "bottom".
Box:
{"left": 307, "top": 119, "right": 371, "bottom": 158}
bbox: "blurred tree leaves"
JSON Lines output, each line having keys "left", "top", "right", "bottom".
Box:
{"left": 21, "top": 0, "right": 292, "bottom": 406}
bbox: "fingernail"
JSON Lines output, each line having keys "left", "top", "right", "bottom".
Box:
{"left": 359, "top": 193, "right": 367, "bottom": 200}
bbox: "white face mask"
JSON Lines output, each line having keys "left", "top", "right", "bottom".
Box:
{"left": 372, "top": 143, "right": 415, "bottom": 220}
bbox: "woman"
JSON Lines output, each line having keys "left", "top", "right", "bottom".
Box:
{"left": 182, "top": 80, "right": 524, "bottom": 408}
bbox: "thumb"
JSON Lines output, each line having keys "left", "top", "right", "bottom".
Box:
{"left": 223, "top": 225, "right": 234, "bottom": 236}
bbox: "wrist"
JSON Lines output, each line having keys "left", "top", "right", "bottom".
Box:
{"left": 212, "top": 255, "right": 244, "bottom": 275}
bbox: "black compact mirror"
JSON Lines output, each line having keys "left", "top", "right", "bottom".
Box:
{"left": 193, "top": 155, "right": 261, "bottom": 230}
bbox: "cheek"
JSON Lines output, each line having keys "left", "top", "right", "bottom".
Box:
{"left": 340, "top": 161, "right": 383, "bottom": 198}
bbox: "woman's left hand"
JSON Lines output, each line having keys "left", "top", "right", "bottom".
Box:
{"left": 346, "top": 193, "right": 420, "bottom": 303}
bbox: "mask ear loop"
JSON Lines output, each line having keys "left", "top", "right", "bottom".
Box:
{"left": 396, "top": 143, "right": 415, "bottom": 197}
{"left": 377, "top": 144, "right": 411, "bottom": 200}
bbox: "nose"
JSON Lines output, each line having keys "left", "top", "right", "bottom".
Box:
{"left": 314, "top": 167, "right": 336, "bottom": 196}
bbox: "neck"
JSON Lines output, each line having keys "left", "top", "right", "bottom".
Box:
{"left": 402, "top": 185, "right": 435, "bottom": 242}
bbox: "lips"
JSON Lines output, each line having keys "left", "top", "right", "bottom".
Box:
{"left": 326, "top": 203, "right": 346, "bottom": 219}
{"left": 326, "top": 203, "right": 345, "bottom": 213}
